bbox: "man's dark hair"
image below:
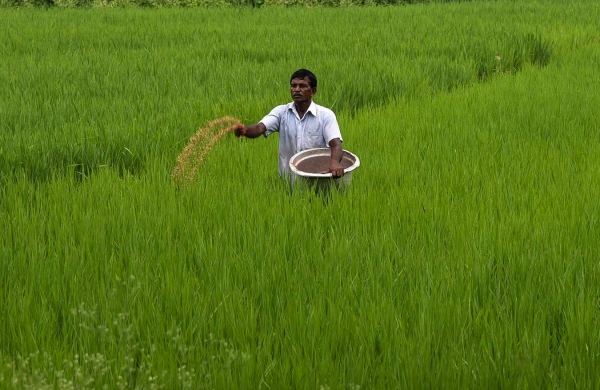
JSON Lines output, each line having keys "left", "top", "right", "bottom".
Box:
{"left": 290, "top": 69, "right": 317, "bottom": 88}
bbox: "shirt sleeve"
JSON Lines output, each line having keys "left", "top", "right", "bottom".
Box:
{"left": 321, "top": 107, "right": 343, "bottom": 145}
{"left": 260, "top": 105, "right": 285, "bottom": 137}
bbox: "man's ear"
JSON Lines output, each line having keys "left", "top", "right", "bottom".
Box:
{"left": 311, "top": 87, "right": 317, "bottom": 96}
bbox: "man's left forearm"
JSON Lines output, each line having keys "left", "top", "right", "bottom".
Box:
{"left": 328, "top": 138, "right": 344, "bottom": 178}
{"left": 329, "top": 138, "right": 343, "bottom": 163}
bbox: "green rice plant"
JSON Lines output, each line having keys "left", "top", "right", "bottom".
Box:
{"left": 472, "top": 32, "right": 554, "bottom": 81}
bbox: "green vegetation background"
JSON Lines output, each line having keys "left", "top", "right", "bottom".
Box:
{"left": 2, "top": 0, "right": 469, "bottom": 10}
{"left": 1, "top": 0, "right": 600, "bottom": 388}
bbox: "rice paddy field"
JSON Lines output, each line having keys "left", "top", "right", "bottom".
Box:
{"left": 1, "top": 1, "right": 600, "bottom": 388}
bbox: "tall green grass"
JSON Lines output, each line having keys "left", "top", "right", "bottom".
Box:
{"left": 0, "top": 4, "right": 566, "bottom": 183}
{"left": 1, "top": 1, "right": 600, "bottom": 388}
{"left": 1, "top": 0, "right": 497, "bottom": 10}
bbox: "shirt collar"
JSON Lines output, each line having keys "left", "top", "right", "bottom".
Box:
{"left": 288, "top": 101, "right": 317, "bottom": 119}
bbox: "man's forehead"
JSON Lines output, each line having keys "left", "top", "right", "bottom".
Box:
{"left": 291, "top": 77, "right": 311, "bottom": 84}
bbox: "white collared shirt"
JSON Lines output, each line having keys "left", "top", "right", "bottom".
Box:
{"left": 260, "top": 101, "right": 342, "bottom": 178}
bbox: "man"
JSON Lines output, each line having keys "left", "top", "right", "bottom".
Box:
{"left": 234, "top": 69, "right": 345, "bottom": 182}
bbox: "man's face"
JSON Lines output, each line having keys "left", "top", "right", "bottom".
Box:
{"left": 290, "top": 77, "right": 316, "bottom": 105}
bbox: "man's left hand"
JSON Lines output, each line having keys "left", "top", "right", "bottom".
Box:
{"left": 328, "top": 161, "right": 345, "bottom": 178}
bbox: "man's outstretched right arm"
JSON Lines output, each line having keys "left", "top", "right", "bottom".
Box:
{"left": 234, "top": 123, "right": 267, "bottom": 139}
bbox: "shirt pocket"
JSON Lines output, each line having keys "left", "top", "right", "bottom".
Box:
{"left": 305, "top": 124, "right": 324, "bottom": 147}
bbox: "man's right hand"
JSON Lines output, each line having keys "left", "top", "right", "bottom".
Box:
{"left": 233, "top": 124, "right": 247, "bottom": 137}
{"left": 235, "top": 123, "right": 267, "bottom": 139}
